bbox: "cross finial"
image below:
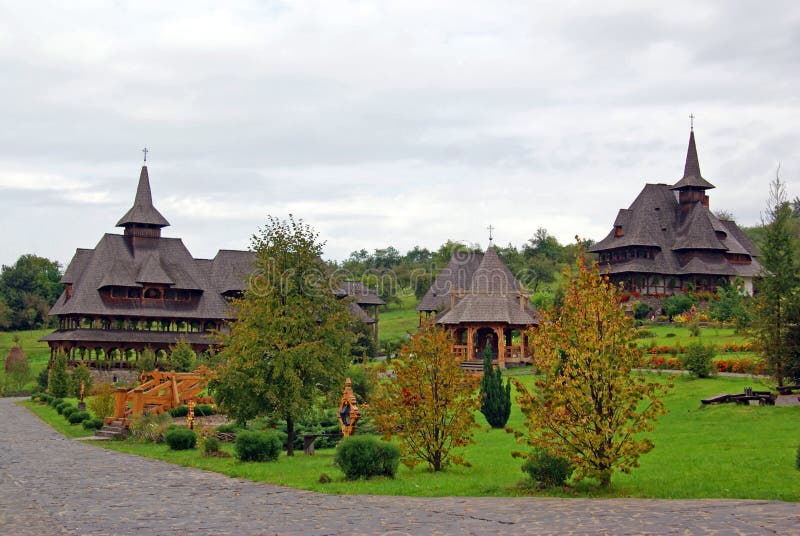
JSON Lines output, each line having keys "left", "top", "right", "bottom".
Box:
{"left": 142, "top": 147, "right": 149, "bottom": 163}
{"left": 689, "top": 114, "right": 694, "bottom": 131}
{"left": 487, "top": 224, "right": 495, "bottom": 243}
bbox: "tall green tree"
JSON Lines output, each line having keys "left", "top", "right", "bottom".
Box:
{"left": 480, "top": 343, "right": 511, "bottom": 428}
{"left": 47, "top": 352, "right": 69, "bottom": 398}
{"left": 214, "top": 215, "right": 353, "bottom": 455}
{"left": 514, "top": 247, "right": 668, "bottom": 488}
{"left": 0, "top": 254, "right": 62, "bottom": 330}
{"left": 166, "top": 336, "right": 197, "bottom": 372}
{"left": 750, "top": 172, "right": 800, "bottom": 386}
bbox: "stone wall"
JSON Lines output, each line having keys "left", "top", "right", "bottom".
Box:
{"left": 89, "top": 369, "right": 139, "bottom": 385}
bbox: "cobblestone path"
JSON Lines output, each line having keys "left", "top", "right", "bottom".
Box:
{"left": 1, "top": 398, "right": 797, "bottom": 535}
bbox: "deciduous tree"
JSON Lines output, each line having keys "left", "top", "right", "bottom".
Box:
{"left": 213, "top": 215, "right": 352, "bottom": 455}
{"left": 371, "top": 321, "right": 479, "bottom": 471}
{"left": 514, "top": 247, "right": 668, "bottom": 488}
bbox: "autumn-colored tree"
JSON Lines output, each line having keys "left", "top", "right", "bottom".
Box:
{"left": 371, "top": 321, "right": 479, "bottom": 471}
{"left": 514, "top": 246, "right": 668, "bottom": 488}
{"left": 213, "top": 215, "right": 353, "bottom": 455}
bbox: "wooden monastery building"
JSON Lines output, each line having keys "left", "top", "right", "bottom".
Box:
{"left": 589, "top": 129, "right": 761, "bottom": 297}
{"left": 42, "top": 165, "right": 383, "bottom": 369}
{"left": 417, "top": 245, "right": 540, "bottom": 369}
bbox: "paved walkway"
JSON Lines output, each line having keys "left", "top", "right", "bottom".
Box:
{"left": 1, "top": 398, "right": 797, "bottom": 535}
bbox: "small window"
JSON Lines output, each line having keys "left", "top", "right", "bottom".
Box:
{"left": 144, "top": 288, "right": 162, "bottom": 299}
{"left": 614, "top": 226, "right": 623, "bottom": 237}
{"left": 127, "top": 288, "right": 141, "bottom": 299}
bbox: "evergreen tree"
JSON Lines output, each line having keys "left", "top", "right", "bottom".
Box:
{"left": 750, "top": 172, "right": 800, "bottom": 386}
{"left": 479, "top": 342, "right": 511, "bottom": 428}
{"left": 47, "top": 352, "right": 69, "bottom": 397}
{"left": 167, "top": 336, "right": 197, "bottom": 372}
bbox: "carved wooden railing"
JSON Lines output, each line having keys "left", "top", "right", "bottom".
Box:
{"left": 108, "top": 365, "right": 216, "bottom": 427}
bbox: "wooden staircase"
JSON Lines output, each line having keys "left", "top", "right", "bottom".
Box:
{"left": 95, "top": 418, "right": 129, "bottom": 439}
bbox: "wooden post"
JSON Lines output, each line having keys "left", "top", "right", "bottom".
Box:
{"left": 496, "top": 327, "right": 506, "bottom": 369}
{"left": 467, "top": 326, "right": 475, "bottom": 361}
{"left": 113, "top": 388, "right": 128, "bottom": 419}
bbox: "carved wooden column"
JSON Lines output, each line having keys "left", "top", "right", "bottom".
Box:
{"left": 467, "top": 326, "right": 475, "bottom": 360}
{"left": 495, "top": 326, "right": 506, "bottom": 369}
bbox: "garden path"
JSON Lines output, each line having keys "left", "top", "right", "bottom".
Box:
{"left": 0, "top": 397, "right": 797, "bottom": 535}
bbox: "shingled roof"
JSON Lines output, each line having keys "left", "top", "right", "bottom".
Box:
{"left": 590, "top": 130, "right": 760, "bottom": 280}
{"left": 671, "top": 130, "right": 715, "bottom": 190}
{"left": 116, "top": 166, "right": 170, "bottom": 228}
{"left": 419, "top": 246, "right": 538, "bottom": 327}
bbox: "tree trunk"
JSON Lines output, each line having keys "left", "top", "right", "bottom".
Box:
{"left": 599, "top": 472, "right": 611, "bottom": 488}
{"left": 286, "top": 413, "right": 294, "bottom": 456}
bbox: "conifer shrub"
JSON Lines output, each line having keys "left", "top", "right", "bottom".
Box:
{"left": 68, "top": 411, "right": 90, "bottom": 425}
{"left": 56, "top": 402, "right": 73, "bottom": 415}
{"left": 50, "top": 397, "right": 63, "bottom": 407}
{"left": 47, "top": 353, "right": 69, "bottom": 398}
{"left": 334, "top": 435, "right": 401, "bottom": 479}
{"left": 521, "top": 449, "right": 574, "bottom": 488}
{"left": 165, "top": 428, "right": 197, "bottom": 450}
{"left": 83, "top": 418, "right": 104, "bottom": 430}
{"left": 682, "top": 342, "right": 716, "bottom": 378}
{"left": 216, "top": 423, "right": 242, "bottom": 434}
{"left": 169, "top": 405, "right": 189, "bottom": 417}
{"left": 62, "top": 406, "right": 77, "bottom": 419}
{"left": 480, "top": 344, "right": 511, "bottom": 428}
{"left": 194, "top": 404, "right": 215, "bottom": 416}
{"left": 235, "top": 431, "right": 282, "bottom": 462}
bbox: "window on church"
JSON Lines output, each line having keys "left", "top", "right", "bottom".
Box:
{"left": 144, "top": 288, "right": 163, "bottom": 299}
{"left": 127, "top": 288, "right": 141, "bottom": 299}
{"left": 614, "top": 226, "right": 623, "bottom": 237}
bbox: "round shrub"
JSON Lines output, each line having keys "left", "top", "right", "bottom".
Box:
{"left": 56, "top": 402, "right": 73, "bottom": 415}
{"left": 216, "top": 423, "right": 241, "bottom": 434}
{"left": 68, "top": 411, "right": 90, "bottom": 425}
{"left": 194, "top": 404, "right": 215, "bottom": 416}
{"left": 334, "top": 435, "right": 401, "bottom": 480}
{"left": 202, "top": 436, "right": 221, "bottom": 456}
{"left": 50, "top": 397, "right": 63, "bottom": 407}
{"left": 165, "top": 428, "right": 197, "bottom": 450}
{"left": 235, "top": 430, "right": 282, "bottom": 462}
{"left": 83, "top": 418, "right": 104, "bottom": 430}
{"left": 521, "top": 449, "right": 573, "bottom": 488}
{"left": 62, "top": 406, "right": 78, "bottom": 419}
{"left": 169, "top": 405, "right": 189, "bottom": 417}
{"left": 682, "top": 342, "right": 716, "bottom": 378}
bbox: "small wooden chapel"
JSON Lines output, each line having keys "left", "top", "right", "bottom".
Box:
{"left": 417, "top": 237, "right": 540, "bottom": 369}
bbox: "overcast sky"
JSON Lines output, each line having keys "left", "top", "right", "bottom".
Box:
{"left": 1, "top": 1, "right": 799, "bottom": 269}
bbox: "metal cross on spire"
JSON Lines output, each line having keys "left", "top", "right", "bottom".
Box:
{"left": 142, "top": 147, "right": 149, "bottom": 163}
{"left": 689, "top": 113, "right": 694, "bottom": 131}
{"left": 487, "top": 224, "right": 495, "bottom": 243}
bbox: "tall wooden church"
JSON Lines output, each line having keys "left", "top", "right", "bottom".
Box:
{"left": 42, "top": 165, "right": 382, "bottom": 368}
{"left": 589, "top": 129, "right": 761, "bottom": 296}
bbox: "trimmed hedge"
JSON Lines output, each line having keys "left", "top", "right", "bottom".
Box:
{"left": 62, "top": 406, "right": 78, "bottom": 419}
{"left": 235, "top": 431, "right": 282, "bottom": 462}
{"left": 83, "top": 418, "right": 104, "bottom": 430}
{"left": 56, "top": 402, "right": 73, "bottom": 415}
{"left": 334, "top": 435, "right": 400, "bottom": 480}
{"left": 165, "top": 428, "right": 197, "bottom": 450}
{"left": 68, "top": 411, "right": 91, "bottom": 425}
{"left": 521, "top": 449, "right": 573, "bottom": 488}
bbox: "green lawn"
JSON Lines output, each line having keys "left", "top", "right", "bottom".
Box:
{"left": 378, "top": 293, "right": 419, "bottom": 348}
{"left": 22, "top": 397, "right": 94, "bottom": 439}
{"left": 1, "top": 329, "right": 51, "bottom": 392}
{"left": 23, "top": 374, "right": 800, "bottom": 501}
{"left": 637, "top": 324, "right": 750, "bottom": 347}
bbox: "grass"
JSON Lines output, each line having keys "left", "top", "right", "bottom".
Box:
{"left": 23, "top": 374, "right": 800, "bottom": 501}
{"left": 378, "top": 293, "right": 419, "bottom": 348}
{"left": 0, "top": 329, "right": 51, "bottom": 392}
{"left": 21, "top": 397, "right": 95, "bottom": 439}
{"left": 637, "top": 324, "right": 750, "bottom": 347}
